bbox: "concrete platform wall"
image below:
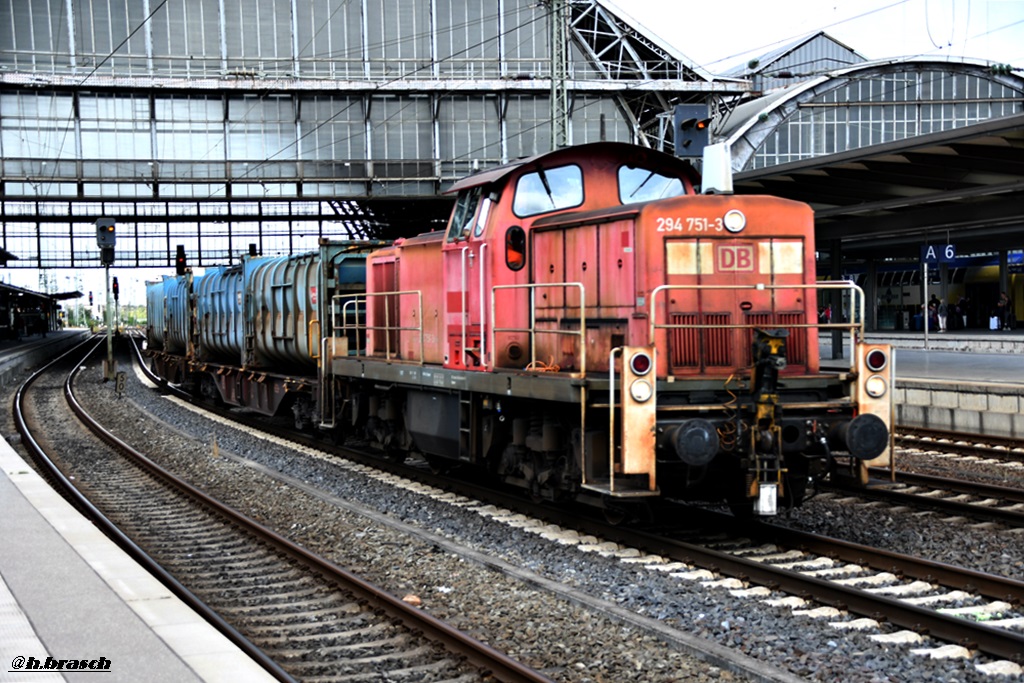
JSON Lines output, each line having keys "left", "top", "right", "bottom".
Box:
{"left": 868, "top": 332, "right": 1022, "bottom": 355}
{"left": 894, "top": 379, "right": 1024, "bottom": 438}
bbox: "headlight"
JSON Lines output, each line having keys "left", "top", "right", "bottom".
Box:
{"left": 630, "top": 379, "right": 653, "bottom": 402}
{"left": 724, "top": 209, "right": 746, "bottom": 233}
{"left": 865, "top": 375, "right": 887, "bottom": 398}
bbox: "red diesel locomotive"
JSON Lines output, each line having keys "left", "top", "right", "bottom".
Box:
{"left": 148, "top": 141, "right": 893, "bottom": 516}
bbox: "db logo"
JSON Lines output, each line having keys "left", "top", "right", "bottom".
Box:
{"left": 717, "top": 245, "right": 755, "bottom": 272}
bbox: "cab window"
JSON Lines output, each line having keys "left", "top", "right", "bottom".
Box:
{"left": 447, "top": 186, "right": 482, "bottom": 241}
{"left": 618, "top": 165, "right": 685, "bottom": 204}
{"left": 512, "top": 164, "right": 583, "bottom": 217}
{"left": 473, "top": 192, "right": 497, "bottom": 237}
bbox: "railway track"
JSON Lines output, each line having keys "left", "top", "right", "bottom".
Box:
{"left": 127, "top": 335, "right": 1024, "bottom": 675}
{"left": 550, "top": 509, "right": 1024, "bottom": 665}
{"left": 16, "top": 337, "right": 549, "bottom": 683}
{"left": 897, "top": 426, "right": 1024, "bottom": 464}
{"left": 820, "top": 470, "right": 1024, "bottom": 527}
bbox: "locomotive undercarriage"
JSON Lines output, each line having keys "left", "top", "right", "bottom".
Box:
{"left": 340, "top": 381, "right": 584, "bottom": 502}
{"left": 149, "top": 348, "right": 880, "bottom": 517}
{"left": 330, "top": 381, "right": 871, "bottom": 516}
{"left": 321, "top": 347, "right": 888, "bottom": 517}
{"left": 652, "top": 398, "right": 858, "bottom": 514}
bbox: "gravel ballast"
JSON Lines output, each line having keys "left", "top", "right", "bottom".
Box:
{"left": 11, "top": 349, "right": 1024, "bottom": 682}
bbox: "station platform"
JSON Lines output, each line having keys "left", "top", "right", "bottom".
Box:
{"left": 822, "top": 327, "right": 1024, "bottom": 437}
{"left": 822, "top": 327, "right": 1024, "bottom": 386}
{"left": 0, "top": 439, "right": 275, "bottom": 682}
{"left": 0, "top": 329, "right": 92, "bottom": 390}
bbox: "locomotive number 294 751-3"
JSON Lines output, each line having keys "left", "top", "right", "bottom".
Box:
{"left": 655, "top": 216, "right": 724, "bottom": 232}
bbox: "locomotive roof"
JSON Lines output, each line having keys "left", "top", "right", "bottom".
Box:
{"left": 446, "top": 142, "right": 697, "bottom": 195}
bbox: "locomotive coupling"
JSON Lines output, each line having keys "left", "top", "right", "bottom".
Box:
{"left": 751, "top": 328, "right": 788, "bottom": 399}
{"left": 828, "top": 413, "right": 889, "bottom": 460}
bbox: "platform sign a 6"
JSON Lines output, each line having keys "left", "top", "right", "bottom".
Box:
{"left": 921, "top": 244, "right": 955, "bottom": 264}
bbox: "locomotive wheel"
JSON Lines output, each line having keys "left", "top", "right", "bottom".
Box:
{"left": 197, "top": 374, "right": 223, "bottom": 406}
{"left": 424, "top": 454, "right": 452, "bottom": 474}
{"left": 382, "top": 445, "right": 407, "bottom": 464}
{"left": 529, "top": 481, "right": 545, "bottom": 504}
{"left": 726, "top": 496, "right": 754, "bottom": 519}
{"left": 602, "top": 505, "right": 628, "bottom": 525}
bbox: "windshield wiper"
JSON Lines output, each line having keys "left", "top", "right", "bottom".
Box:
{"left": 629, "top": 170, "right": 656, "bottom": 199}
{"left": 537, "top": 167, "right": 555, "bottom": 207}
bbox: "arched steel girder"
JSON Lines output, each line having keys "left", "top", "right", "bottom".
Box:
{"left": 563, "top": 0, "right": 740, "bottom": 148}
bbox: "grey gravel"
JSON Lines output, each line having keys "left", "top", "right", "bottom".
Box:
{"left": 10, "top": 347, "right": 1024, "bottom": 683}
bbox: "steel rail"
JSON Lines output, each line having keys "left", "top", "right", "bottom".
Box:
{"left": 578, "top": 517, "right": 1024, "bottom": 663}
{"left": 130, "top": 334, "right": 1024, "bottom": 664}
{"left": 880, "top": 469, "right": 1024, "bottom": 504}
{"left": 897, "top": 426, "right": 1024, "bottom": 462}
{"left": 125, "top": 334, "right": 552, "bottom": 683}
{"left": 825, "top": 474, "right": 1024, "bottom": 526}
{"left": 13, "top": 337, "right": 297, "bottom": 683}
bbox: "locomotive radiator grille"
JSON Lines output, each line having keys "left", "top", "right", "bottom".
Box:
{"left": 745, "top": 312, "right": 807, "bottom": 366}
{"left": 669, "top": 312, "right": 732, "bottom": 368}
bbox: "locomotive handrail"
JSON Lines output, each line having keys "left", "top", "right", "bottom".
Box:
{"left": 490, "top": 282, "right": 586, "bottom": 377}
{"left": 455, "top": 244, "right": 490, "bottom": 368}
{"left": 606, "top": 347, "right": 622, "bottom": 493}
{"left": 334, "top": 290, "right": 424, "bottom": 364}
{"left": 648, "top": 281, "right": 866, "bottom": 371}
{"left": 461, "top": 246, "right": 469, "bottom": 368}
{"left": 479, "top": 243, "right": 487, "bottom": 365}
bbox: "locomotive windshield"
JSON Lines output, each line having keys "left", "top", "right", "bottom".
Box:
{"left": 447, "top": 186, "right": 482, "bottom": 241}
{"left": 512, "top": 164, "right": 583, "bottom": 217}
{"left": 618, "top": 165, "right": 685, "bottom": 204}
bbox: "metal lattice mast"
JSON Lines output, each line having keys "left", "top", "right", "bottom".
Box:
{"left": 550, "top": 0, "right": 569, "bottom": 149}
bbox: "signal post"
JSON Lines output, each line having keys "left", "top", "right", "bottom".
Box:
{"left": 96, "top": 217, "right": 116, "bottom": 379}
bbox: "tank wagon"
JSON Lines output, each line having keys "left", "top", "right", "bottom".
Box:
{"left": 146, "top": 141, "right": 893, "bottom": 516}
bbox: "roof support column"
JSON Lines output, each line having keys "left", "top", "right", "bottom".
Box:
{"left": 999, "top": 249, "right": 1009, "bottom": 299}
{"left": 829, "top": 240, "right": 843, "bottom": 360}
{"left": 938, "top": 262, "right": 949, "bottom": 310}
{"left": 864, "top": 259, "right": 878, "bottom": 333}
{"left": 550, "top": 0, "right": 569, "bottom": 149}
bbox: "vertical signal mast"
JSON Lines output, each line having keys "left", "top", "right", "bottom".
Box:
{"left": 550, "top": 0, "right": 569, "bottom": 150}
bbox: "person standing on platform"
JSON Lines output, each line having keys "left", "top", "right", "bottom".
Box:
{"left": 1001, "top": 291, "right": 1015, "bottom": 330}
{"left": 937, "top": 298, "right": 948, "bottom": 332}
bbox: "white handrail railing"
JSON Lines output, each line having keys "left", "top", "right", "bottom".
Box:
{"left": 333, "top": 290, "right": 425, "bottom": 364}
{"left": 490, "top": 282, "right": 587, "bottom": 377}
{"left": 648, "top": 280, "right": 865, "bottom": 371}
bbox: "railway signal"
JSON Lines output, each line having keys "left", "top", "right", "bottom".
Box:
{"left": 96, "top": 217, "right": 116, "bottom": 265}
{"left": 674, "top": 104, "right": 711, "bottom": 158}
{"left": 95, "top": 217, "right": 116, "bottom": 246}
{"left": 175, "top": 245, "right": 187, "bottom": 275}
{"left": 95, "top": 217, "right": 117, "bottom": 379}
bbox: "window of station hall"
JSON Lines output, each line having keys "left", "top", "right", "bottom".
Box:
{"left": 751, "top": 69, "right": 1022, "bottom": 169}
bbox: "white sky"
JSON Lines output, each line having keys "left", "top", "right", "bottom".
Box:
{"left": 629, "top": 0, "right": 1024, "bottom": 69}
{"left": 6, "top": 0, "right": 1024, "bottom": 309}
